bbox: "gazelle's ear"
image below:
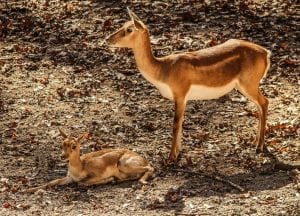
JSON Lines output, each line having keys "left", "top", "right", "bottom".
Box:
{"left": 58, "top": 128, "right": 68, "bottom": 139}
{"left": 127, "top": 7, "right": 146, "bottom": 30}
{"left": 133, "top": 19, "right": 145, "bottom": 30}
{"left": 127, "top": 7, "right": 141, "bottom": 21}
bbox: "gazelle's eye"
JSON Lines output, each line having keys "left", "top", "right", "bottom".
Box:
{"left": 126, "top": 28, "right": 133, "bottom": 33}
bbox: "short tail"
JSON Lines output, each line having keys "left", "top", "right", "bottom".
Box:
{"left": 262, "top": 49, "right": 271, "bottom": 79}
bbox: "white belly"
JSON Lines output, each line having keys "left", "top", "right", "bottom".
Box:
{"left": 140, "top": 70, "right": 236, "bottom": 101}
{"left": 187, "top": 80, "right": 237, "bottom": 100}
{"left": 152, "top": 80, "right": 236, "bottom": 101}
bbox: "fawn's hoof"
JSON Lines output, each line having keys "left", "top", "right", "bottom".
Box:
{"left": 138, "top": 179, "right": 148, "bottom": 185}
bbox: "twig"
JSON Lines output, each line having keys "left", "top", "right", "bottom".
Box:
{"left": 170, "top": 168, "right": 245, "bottom": 192}
{"left": 176, "top": 214, "right": 209, "bottom": 216}
{"left": 175, "top": 213, "right": 198, "bottom": 216}
{"left": 266, "top": 153, "right": 300, "bottom": 171}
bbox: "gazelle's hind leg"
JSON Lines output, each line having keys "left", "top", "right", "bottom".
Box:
{"left": 236, "top": 84, "right": 269, "bottom": 153}
{"left": 78, "top": 176, "right": 115, "bottom": 186}
{"left": 117, "top": 155, "right": 154, "bottom": 184}
{"left": 137, "top": 165, "right": 154, "bottom": 184}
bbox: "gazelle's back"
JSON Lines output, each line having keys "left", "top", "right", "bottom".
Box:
{"left": 160, "top": 39, "right": 270, "bottom": 88}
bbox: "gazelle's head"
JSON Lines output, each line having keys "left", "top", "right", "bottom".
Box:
{"left": 59, "top": 129, "right": 85, "bottom": 161}
{"left": 106, "top": 8, "right": 148, "bottom": 49}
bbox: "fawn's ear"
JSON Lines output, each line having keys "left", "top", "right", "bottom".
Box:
{"left": 59, "top": 128, "right": 68, "bottom": 138}
{"left": 76, "top": 134, "right": 85, "bottom": 144}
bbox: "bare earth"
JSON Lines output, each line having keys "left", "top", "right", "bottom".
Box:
{"left": 0, "top": 1, "right": 299, "bottom": 215}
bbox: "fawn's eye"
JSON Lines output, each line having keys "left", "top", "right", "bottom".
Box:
{"left": 126, "top": 28, "right": 133, "bottom": 33}
{"left": 72, "top": 145, "right": 76, "bottom": 150}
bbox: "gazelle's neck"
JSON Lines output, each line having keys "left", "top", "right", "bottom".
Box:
{"left": 132, "top": 31, "right": 161, "bottom": 81}
{"left": 68, "top": 152, "right": 82, "bottom": 171}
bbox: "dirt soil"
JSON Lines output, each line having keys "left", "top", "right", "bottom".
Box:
{"left": 0, "top": 0, "right": 299, "bottom": 215}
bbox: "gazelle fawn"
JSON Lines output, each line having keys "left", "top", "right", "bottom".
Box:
{"left": 106, "top": 8, "right": 271, "bottom": 162}
{"left": 25, "top": 129, "right": 153, "bottom": 193}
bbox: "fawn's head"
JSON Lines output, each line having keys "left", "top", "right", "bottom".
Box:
{"left": 59, "top": 129, "right": 85, "bottom": 161}
{"left": 106, "top": 8, "right": 148, "bottom": 49}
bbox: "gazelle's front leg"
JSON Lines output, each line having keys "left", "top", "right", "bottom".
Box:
{"left": 168, "top": 97, "right": 187, "bottom": 162}
{"left": 25, "top": 176, "right": 73, "bottom": 193}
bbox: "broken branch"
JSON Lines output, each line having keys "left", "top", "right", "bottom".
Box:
{"left": 170, "top": 168, "right": 245, "bottom": 192}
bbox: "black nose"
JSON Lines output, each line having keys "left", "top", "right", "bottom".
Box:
{"left": 60, "top": 154, "right": 66, "bottom": 160}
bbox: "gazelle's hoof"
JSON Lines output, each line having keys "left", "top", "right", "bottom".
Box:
{"left": 255, "top": 146, "right": 269, "bottom": 154}
{"left": 167, "top": 153, "right": 180, "bottom": 164}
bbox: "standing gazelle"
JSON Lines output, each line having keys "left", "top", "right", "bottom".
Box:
{"left": 106, "top": 8, "right": 271, "bottom": 162}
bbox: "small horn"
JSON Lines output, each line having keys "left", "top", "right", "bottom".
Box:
{"left": 58, "top": 128, "right": 68, "bottom": 138}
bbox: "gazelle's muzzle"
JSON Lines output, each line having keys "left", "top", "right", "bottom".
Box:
{"left": 105, "top": 28, "right": 124, "bottom": 47}
{"left": 105, "top": 35, "right": 116, "bottom": 46}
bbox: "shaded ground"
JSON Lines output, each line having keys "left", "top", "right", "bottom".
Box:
{"left": 0, "top": 0, "right": 299, "bottom": 215}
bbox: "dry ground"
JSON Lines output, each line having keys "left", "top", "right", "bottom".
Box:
{"left": 0, "top": 0, "right": 299, "bottom": 215}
